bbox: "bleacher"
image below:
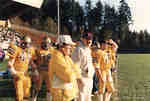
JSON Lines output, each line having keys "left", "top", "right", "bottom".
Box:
{"left": 0, "top": 27, "right": 21, "bottom": 50}
{"left": 0, "top": 24, "right": 57, "bottom": 50}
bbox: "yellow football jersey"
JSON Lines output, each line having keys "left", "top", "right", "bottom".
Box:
{"left": 106, "top": 48, "right": 116, "bottom": 68}
{"left": 11, "top": 47, "right": 30, "bottom": 72}
{"left": 36, "top": 48, "right": 53, "bottom": 69}
{"left": 49, "top": 49, "right": 81, "bottom": 99}
{"left": 7, "top": 44, "right": 36, "bottom": 72}
{"left": 7, "top": 43, "right": 18, "bottom": 59}
{"left": 92, "top": 49, "right": 111, "bottom": 70}
{"left": 25, "top": 47, "right": 36, "bottom": 62}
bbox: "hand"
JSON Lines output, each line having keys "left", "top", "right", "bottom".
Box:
{"left": 109, "top": 39, "right": 113, "bottom": 43}
{"left": 111, "top": 68, "right": 117, "bottom": 73}
{"left": 32, "top": 70, "right": 40, "bottom": 83}
{"left": 13, "top": 74, "right": 21, "bottom": 80}
{"left": 77, "top": 79, "right": 84, "bottom": 92}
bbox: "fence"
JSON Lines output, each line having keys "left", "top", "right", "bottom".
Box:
{"left": 118, "top": 49, "right": 150, "bottom": 54}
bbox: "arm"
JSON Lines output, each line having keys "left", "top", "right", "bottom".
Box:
{"left": 54, "top": 62, "right": 74, "bottom": 83}
{"left": 7, "top": 45, "right": 18, "bottom": 76}
{"left": 72, "top": 47, "right": 81, "bottom": 67}
{"left": 72, "top": 47, "right": 89, "bottom": 72}
{"left": 109, "top": 40, "right": 118, "bottom": 52}
{"left": 73, "top": 64, "right": 81, "bottom": 79}
{"left": 30, "top": 49, "right": 38, "bottom": 70}
{"left": 8, "top": 58, "right": 17, "bottom": 76}
{"left": 51, "top": 53, "right": 75, "bottom": 83}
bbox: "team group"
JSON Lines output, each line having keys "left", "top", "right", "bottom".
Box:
{"left": 7, "top": 32, "right": 118, "bottom": 101}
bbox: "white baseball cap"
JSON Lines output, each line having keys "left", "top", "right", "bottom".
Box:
{"left": 57, "top": 35, "right": 76, "bottom": 46}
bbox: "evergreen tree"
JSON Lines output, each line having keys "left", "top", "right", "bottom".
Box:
{"left": 85, "top": 0, "right": 92, "bottom": 32}
{"left": 118, "top": 0, "right": 132, "bottom": 40}
{"left": 90, "top": 1, "right": 103, "bottom": 32}
{"left": 103, "top": 4, "right": 120, "bottom": 40}
{"left": 89, "top": 1, "right": 104, "bottom": 40}
{"left": 72, "top": 1, "right": 84, "bottom": 33}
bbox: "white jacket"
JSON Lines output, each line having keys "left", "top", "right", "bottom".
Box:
{"left": 72, "top": 42, "right": 95, "bottom": 78}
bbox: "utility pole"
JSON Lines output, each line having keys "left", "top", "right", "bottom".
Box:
{"left": 57, "top": 0, "right": 60, "bottom": 38}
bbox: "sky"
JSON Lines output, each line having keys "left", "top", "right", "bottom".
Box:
{"left": 128, "top": 0, "right": 150, "bottom": 32}
{"left": 76, "top": 0, "right": 150, "bottom": 32}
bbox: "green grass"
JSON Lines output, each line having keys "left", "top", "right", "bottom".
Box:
{"left": 0, "top": 59, "right": 8, "bottom": 72}
{"left": 118, "top": 54, "right": 150, "bottom": 101}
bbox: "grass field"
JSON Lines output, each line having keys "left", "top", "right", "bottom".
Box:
{"left": 118, "top": 54, "right": 150, "bottom": 101}
{"left": 1, "top": 54, "right": 150, "bottom": 101}
{"left": 0, "top": 59, "right": 8, "bottom": 71}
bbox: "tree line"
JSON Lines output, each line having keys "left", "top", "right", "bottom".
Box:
{"left": 16, "top": 0, "right": 150, "bottom": 50}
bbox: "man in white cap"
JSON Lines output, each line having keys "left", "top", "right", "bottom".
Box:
{"left": 48, "top": 35, "right": 82, "bottom": 101}
{"left": 72, "top": 32, "right": 95, "bottom": 101}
